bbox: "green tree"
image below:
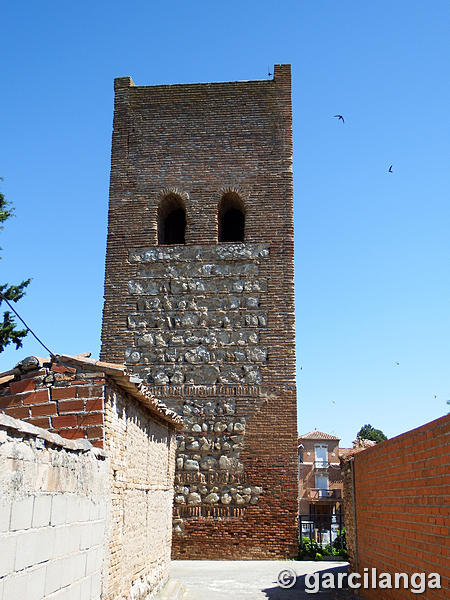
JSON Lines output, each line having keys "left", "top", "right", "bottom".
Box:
{"left": 356, "top": 424, "right": 388, "bottom": 443}
{"left": 0, "top": 184, "right": 31, "bottom": 352}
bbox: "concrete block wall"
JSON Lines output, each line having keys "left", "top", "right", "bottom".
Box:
{"left": 0, "top": 413, "right": 108, "bottom": 600}
{"left": 342, "top": 414, "right": 449, "bottom": 600}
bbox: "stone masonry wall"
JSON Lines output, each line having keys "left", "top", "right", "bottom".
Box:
{"left": 0, "top": 413, "right": 108, "bottom": 600}
{"left": 343, "top": 415, "right": 449, "bottom": 600}
{"left": 102, "top": 381, "right": 176, "bottom": 600}
{"left": 101, "top": 65, "right": 298, "bottom": 558}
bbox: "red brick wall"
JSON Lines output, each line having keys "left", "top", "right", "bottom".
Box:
{"left": 346, "top": 414, "right": 449, "bottom": 600}
{"left": 0, "top": 362, "right": 105, "bottom": 447}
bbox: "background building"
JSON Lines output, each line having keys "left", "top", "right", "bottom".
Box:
{"left": 298, "top": 430, "right": 344, "bottom": 543}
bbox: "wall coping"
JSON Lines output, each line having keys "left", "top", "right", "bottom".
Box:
{"left": 0, "top": 412, "right": 107, "bottom": 457}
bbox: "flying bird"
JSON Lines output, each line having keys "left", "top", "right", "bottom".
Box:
{"left": 268, "top": 66, "right": 273, "bottom": 77}
{"left": 388, "top": 165, "right": 393, "bottom": 173}
{"left": 334, "top": 114, "right": 344, "bottom": 123}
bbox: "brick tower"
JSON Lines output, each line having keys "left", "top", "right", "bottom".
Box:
{"left": 101, "top": 65, "right": 298, "bottom": 558}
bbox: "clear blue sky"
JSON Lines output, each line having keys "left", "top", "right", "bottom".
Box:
{"left": 1, "top": 1, "right": 449, "bottom": 447}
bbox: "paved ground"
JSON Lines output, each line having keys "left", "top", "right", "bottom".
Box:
{"left": 167, "top": 560, "right": 361, "bottom": 599}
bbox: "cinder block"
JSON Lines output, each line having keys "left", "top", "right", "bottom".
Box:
{"left": 51, "top": 494, "right": 67, "bottom": 526}
{"left": 80, "top": 574, "right": 92, "bottom": 599}
{"left": 3, "top": 571, "right": 28, "bottom": 600}
{"left": 85, "top": 547, "right": 104, "bottom": 575}
{"left": 32, "top": 494, "right": 52, "bottom": 528}
{"left": 53, "top": 524, "right": 80, "bottom": 558}
{"left": 90, "top": 570, "right": 102, "bottom": 600}
{"left": 2, "top": 565, "right": 45, "bottom": 600}
{"left": 79, "top": 523, "right": 92, "bottom": 550}
{"left": 0, "top": 533, "right": 17, "bottom": 577}
{"left": 0, "top": 502, "right": 11, "bottom": 532}
{"left": 60, "top": 552, "right": 86, "bottom": 589}
{"left": 90, "top": 521, "right": 105, "bottom": 546}
{"left": 10, "top": 496, "right": 34, "bottom": 531}
{"left": 45, "top": 558, "right": 65, "bottom": 595}
{"left": 15, "top": 527, "right": 54, "bottom": 571}
{"left": 66, "top": 495, "right": 82, "bottom": 524}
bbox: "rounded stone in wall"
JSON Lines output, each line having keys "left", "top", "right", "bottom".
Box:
{"left": 184, "top": 459, "right": 199, "bottom": 471}
{"left": 187, "top": 492, "right": 202, "bottom": 505}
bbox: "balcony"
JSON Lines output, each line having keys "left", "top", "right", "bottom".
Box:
{"left": 314, "top": 460, "right": 329, "bottom": 470}
{"left": 308, "top": 488, "right": 342, "bottom": 502}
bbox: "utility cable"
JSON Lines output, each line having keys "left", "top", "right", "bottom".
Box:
{"left": 0, "top": 293, "right": 55, "bottom": 358}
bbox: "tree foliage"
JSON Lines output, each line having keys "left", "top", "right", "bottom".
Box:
{"left": 357, "top": 423, "right": 388, "bottom": 443}
{"left": 0, "top": 184, "right": 31, "bottom": 352}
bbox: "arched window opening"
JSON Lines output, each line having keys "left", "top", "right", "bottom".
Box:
{"left": 158, "top": 195, "right": 186, "bottom": 245}
{"left": 218, "top": 193, "right": 245, "bottom": 242}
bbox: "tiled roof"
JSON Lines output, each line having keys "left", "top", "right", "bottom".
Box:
{"left": 299, "top": 429, "right": 340, "bottom": 441}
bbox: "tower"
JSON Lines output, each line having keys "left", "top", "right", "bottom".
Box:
{"left": 101, "top": 65, "right": 298, "bottom": 558}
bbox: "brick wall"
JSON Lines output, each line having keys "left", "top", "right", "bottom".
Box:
{"left": 101, "top": 64, "right": 298, "bottom": 558}
{"left": 0, "top": 354, "right": 181, "bottom": 599}
{"left": 0, "top": 358, "right": 105, "bottom": 447}
{"left": 0, "top": 413, "right": 107, "bottom": 600}
{"left": 102, "top": 381, "right": 177, "bottom": 599}
{"left": 343, "top": 414, "right": 449, "bottom": 599}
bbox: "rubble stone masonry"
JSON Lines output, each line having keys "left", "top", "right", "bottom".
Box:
{"left": 101, "top": 65, "right": 298, "bottom": 558}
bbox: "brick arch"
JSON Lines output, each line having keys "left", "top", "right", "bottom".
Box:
{"left": 157, "top": 190, "right": 188, "bottom": 245}
{"left": 217, "top": 188, "right": 246, "bottom": 243}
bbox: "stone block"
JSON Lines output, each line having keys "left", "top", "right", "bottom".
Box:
{"left": 0, "top": 532, "right": 17, "bottom": 577}
{"left": 31, "top": 494, "right": 52, "bottom": 528}
{"left": 10, "top": 496, "right": 34, "bottom": 531}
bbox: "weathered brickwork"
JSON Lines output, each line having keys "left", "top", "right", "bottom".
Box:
{"left": 101, "top": 64, "right": 298, "bottom": 558}
{"left": 103, "top": 381, "right": 177, "bottom": 600}
{"left": 342, "top": 415, "right": 449, "bottom": 600}
{"left": 0, "top": 354, "right": 181, "bottom": 599}
{"left": 0, "top": 357, "right": 105, "bottom": 447}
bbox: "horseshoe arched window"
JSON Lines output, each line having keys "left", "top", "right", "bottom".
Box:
{"left": 158, "top": 194, "right": 186, "bottom": 245}
{"left": 218, "top": 192, "right": 245, "bottom": 242}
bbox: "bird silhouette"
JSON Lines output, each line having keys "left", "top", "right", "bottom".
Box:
{"left": 388, "top": 165, "right": 393, "bottom": 173}
{"left": 268, "top": 66, "right": 273, "bottom": 77}
{"left": 334, "top": 114, "right": 344, "bottom": 123}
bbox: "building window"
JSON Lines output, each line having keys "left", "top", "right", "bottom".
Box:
{"left": 218, "top": 192, "right": 245, "bottom": 242}
{"left": 158, "top": 194, "right": 186, "bottom": 245}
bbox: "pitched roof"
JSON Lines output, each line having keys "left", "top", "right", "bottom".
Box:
{"left": 299, "top": 429, "right": 340, "bottom": 441}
